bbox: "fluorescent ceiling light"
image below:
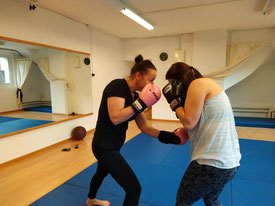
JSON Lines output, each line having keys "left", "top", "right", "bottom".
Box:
{"left": 121, "top": 8, "right": 154, "bottom": 30}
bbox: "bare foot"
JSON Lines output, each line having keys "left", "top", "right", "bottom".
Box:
{"left": 86, "top": 198, "right": 110, "bottom": 206}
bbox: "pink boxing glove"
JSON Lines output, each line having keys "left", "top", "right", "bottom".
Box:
{"left": 140, "top": 83, "right": 161, "bottom": 107}
{"left": 131, "top": 83, "right": 161, "bottom": 114}
{"left": 174, "top": 127, "right": 188, "bottom": 145}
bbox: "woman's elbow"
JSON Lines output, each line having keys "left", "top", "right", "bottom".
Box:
{"left": 112, "top": 120, "right": 120, "bottom": 126}
{"left": 110, "top": 116, "right": 120, "bottom": 126}
{"left": 182, "top": 121, "right": 195, "bottom": 131}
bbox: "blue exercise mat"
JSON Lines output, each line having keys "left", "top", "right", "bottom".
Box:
{"left": 30, "top": 134, "right": 275, "bottom": 206}
{"left": 0, "top": 118, "right": 54, "bottom": 135}
{"left": 31, "top": 183, "right": 152, "bottom": 206}
{"left": 235, "top": 117, "right": 275, "bottom": 128}
{"left": 236, "top": 139, "right": 275, "bottom": 184}
{"left": 24, "top": 106, "right": 52, "bottom": 113}
{"left": 0, "top": 116, "right": 21, "bottom": 123}
{"left": 232, "top": 179, "right": 275, "bottom": 206}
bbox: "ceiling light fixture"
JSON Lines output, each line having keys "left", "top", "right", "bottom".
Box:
{"left": 121, "top": 8, "right": 154, "bottom": 30}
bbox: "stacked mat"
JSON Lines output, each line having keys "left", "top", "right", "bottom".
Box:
{"left": 234, "top": 117, "right": 275, "bottom": 128}
{"left": 30, "top": 133, "right": 275, "bottom": 206}
{"left": 23, "top": 106, "right": 52, "bottom": 113}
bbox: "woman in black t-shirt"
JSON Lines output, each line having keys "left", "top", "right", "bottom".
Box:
{"left": 87, "top": 55, "right": 184, "bottom": 206}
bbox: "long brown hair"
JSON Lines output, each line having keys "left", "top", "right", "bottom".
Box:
{"left": 165, "top": 62, "right": 203, "bottom": 88}
{"left": 130, "top": 54, "right": 156, "bottom": 78}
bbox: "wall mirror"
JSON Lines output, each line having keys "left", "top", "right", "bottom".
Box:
{"left": 0, "top": 37, "right": 93, "bottom": 137}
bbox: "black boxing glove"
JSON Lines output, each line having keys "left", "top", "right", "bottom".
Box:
{"left": 158, "top": 130, "right": 181, "bottom": 144}
{"left": 158, "top": 128, "right": 189, "bottom": 145}
{"left": 162, "top": 80, "right": 187, "bottom": 111}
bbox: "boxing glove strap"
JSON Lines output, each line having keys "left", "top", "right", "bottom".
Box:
{"left": 170, "top": 97, "right": 184, "bottom": 111}
{"left": 131, "top": 98, "right": 147, "bottom": 114}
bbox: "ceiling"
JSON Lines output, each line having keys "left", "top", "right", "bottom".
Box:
{"left": 22, "top": 0, "right": 275, "bottom": 39}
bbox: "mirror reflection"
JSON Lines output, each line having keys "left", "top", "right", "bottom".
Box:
{"left": 0, "top": 38, "right": 93, "bottom": 136}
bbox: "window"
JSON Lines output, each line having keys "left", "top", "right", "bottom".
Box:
{"left": 0, "top": 57, "right": 10, "bottom": 83}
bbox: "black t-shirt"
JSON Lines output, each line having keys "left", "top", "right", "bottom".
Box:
{"left": 92, "top": 78, "right": 138, "bottom": 150}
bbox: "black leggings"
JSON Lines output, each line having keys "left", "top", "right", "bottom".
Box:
{"left": 176, "top": 161, "right": 239, "bottom": 206}
{"left": 88, "top": 144, "right": 141, "bottom": 206}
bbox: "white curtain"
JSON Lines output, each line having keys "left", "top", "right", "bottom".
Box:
{"left": 16, "top": 58, "right": 32, "bottom": 88}
{"left": 204, "top": 42, "right": 264, "bottom": 78}
{"left": 227, "top": 42, "right": 262, "bottom": 65}
{"left": 15, "top": 58, "right": 32, "bottom": 108}
{"left": 15, "top": 57, "right": 66, "bottom": 109}
{"left": 204, "top": 42, "right": 274, "bottom": 89}
{"left": 32, "top": 57, "right": 64, "bottom": 82}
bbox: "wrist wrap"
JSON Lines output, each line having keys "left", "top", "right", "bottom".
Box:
{"left": 131, "top": 98, "right": 147, "bottom": 114}
{"left": 170, "top": 97, "right": 184, "bottom": 111}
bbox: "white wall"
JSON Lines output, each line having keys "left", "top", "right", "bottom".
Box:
{"left": 47, "top": 49, "right": 94, "bottom": 115}
{"left": 48, "top": 49, "right": 68, "bottom": 114}
{"left": 0, "top": 0, "right": 91, "bottom": 53}
{"left": 65, "top": 52, "right": 93, "bottom": 115}
{"left": 0, "top": 87, "right": 18, "bottom": 112}
{"left": 123, "top": 36, "right": 175, "bottom": 120}
{"left": 90, "top": 28, "right": 129, "bottom": 124}
{"left": 193, "top": 30, "right": 228, "bottom": 75}
{"left": 0, "top": 50, "right": 18, "bottom": 112}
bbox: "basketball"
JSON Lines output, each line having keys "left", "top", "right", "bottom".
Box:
{"left": 71, "top": 126, "right": 87, "bottom": 140}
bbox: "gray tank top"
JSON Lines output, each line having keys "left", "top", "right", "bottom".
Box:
{"left": 189, "top": 91, "right": 241, "bottom": 169}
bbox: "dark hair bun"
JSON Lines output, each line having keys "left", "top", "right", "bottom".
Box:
{"left": 135, "top": 54, "right": 143, "bottom": 64}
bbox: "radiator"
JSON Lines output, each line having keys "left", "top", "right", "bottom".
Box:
{"left": 233, "top": 107, "right": 273, "bottom": 118}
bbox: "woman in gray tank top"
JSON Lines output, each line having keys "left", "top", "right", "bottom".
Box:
{"left": 162, "top": 62, "right": 241, "bottom": 206}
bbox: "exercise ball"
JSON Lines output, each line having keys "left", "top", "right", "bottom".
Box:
{"left": 71, "top": 126, "right": 87, "bottom": 140}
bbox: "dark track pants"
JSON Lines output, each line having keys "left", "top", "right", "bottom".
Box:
{"left": 88, "top": 144, "right": 141, "bottom": 206}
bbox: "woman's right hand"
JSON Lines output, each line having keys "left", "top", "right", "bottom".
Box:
{"left": 131, "top": 83, "right": 161, "bottom": 113}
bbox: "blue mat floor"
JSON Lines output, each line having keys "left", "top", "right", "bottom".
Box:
{"left": 23, "top": 106, "right": 52, "bottom": 113}
{"left": 0, "top": 116, "right": 54, "bottom": 135}
{"left": 0, "top": 116, "right": 21, "bottom": 123}
{"left": 31, "top": 133, "right": 275, "bottom": 206}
